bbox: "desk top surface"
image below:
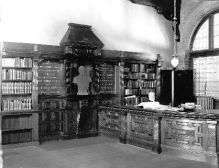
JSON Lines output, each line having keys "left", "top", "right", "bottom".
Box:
{"left": 98, "top": 105, "right": 219, "bottom": 120}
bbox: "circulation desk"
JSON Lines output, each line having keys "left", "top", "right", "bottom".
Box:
{"left": 98, "top": 105, "right": 219, "bottom": 168}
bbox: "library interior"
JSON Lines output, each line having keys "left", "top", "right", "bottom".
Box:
{"left": 1, "top": 0, "right": 219, "bottom": 168}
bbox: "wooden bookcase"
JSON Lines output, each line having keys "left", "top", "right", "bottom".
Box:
{"left": 122, "top": 62, "right": 157, "bottom": 106}
{"left": 95, "top": 50, "right": 160, "bottom": 107}
{"left": 118, "top": 52, "right": 159, "bottom": 107}
{"left": 0, "top": 41, "right": 161, "bottom": 146}
{"left": 0, "top": 42, "right": 38, "bottom": 146}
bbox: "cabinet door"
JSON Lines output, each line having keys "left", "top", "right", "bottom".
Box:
{"left": 160, "top": 70, "right": 172, "bottom": 105}
{"left": 174, "top": 70, "right": 194, "bottom": 107}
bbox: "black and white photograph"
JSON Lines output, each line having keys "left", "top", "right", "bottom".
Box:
{"left": 1, "top": 0, "right": 219, "bottom": 168}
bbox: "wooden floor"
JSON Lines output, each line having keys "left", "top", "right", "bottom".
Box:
{"left": 2, "top": 136, "right": 211, "bottom": 168}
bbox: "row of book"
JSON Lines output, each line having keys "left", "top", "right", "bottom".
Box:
{"left": 126, "top": 64, "right": 155, "bottom": 73}
{"left": 125, "top": 80, "right": 156, "bottom": 88}
{"left": 99, "top": 73, "right": 114, "bottom": 77}
{"left": 124, "top": 96, "right": 140, "bottom": 106}
{"left": 2, "top": 82, "right": 32, "bottom": 94}
{"left": 140, "top": 88, "right": 156, "bottom": 95}
{"left": 124, "top": 96, "right": 152, "bottom": 106}
{"left": 99, "top": 68, "right": 114, "bottom": 72}
{"left": 124, "top": 89, "right": 138, "bottom": 95}
{"left": 99, "top": 90, "right": 115, "bottom": 94}
{"left": 99, "top": 63, "right": 114, "bottom": 68}
{"left": 98, "top": 76, "right": 114, "bottom": 80}
{"left": 124, "top": 88, "right": 156, "bottom": 96}
{"left": 2, "top": 69, "right": 32, "bottom": 80}
{"left": 1, "top": 99, "right": 32, "bottom": 111}
{"left": 2, "top": 131, "right": 32, "bottom": 145}
{"left": 99, "top": 82, "right": 114, "bottom": 86}
{"left": 2, "top": 115, "right": 32, "bottom": 129}
{"left": 124, "top": 73, "right": 156, "bottom": 79}
{"left": 2, "top": 57, "right": 32, "bottom": 67}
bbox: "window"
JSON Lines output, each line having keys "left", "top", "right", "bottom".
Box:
{"left": 192, "top": 13, "right": 219, "bottom": 51}
{"left": 192, "top": 13, "right": 219, "bottom": 100}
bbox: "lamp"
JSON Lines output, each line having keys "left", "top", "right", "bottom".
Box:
{"left": 171, "top": 56, "right": 179, "bottom": 68}
{"left": 171, "top": 0, "right": 178, "bottom": 107}
{"left": 171, "top": 0, "right": 179, "bottom": 69}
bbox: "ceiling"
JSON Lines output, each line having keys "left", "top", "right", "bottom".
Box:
{"left": 130, "top": 0, "right": 181, "bottom": 41}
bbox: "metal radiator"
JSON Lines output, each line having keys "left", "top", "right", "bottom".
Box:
{"left": 196, "top": 96, "right": 214, "bottom": 109}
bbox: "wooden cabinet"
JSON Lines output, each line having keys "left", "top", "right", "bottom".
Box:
{"left": 160, "top": 70, "right": 194, "bottom": 107}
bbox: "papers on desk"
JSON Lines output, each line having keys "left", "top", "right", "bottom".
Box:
{"left": 136, "top": 102, "right": 160, "bottom": 109}
{"left": 136, "top": 102, "right": 183, "bottom": 111}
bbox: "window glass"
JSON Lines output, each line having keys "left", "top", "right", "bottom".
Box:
{"left": 193, "top": 56, "right": 219, "bottom": 99}
{"left": 213, "top": 13, "right": 219, "bottom": 48}
{"left": 192, "top": 20, "right": 209, "bottom": 51}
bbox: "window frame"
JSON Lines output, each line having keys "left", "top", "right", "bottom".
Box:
{"left": 190, "top": 12, "right": 219, "bottom": 55}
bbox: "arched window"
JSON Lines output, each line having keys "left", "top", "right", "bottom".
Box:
{"left": 192, "top": 13, "right": 219, "bottom": 103}
{"left": 192, "top": 13, "right": 219, "bottom": 51}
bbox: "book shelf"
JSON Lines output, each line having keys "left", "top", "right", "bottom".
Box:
{"left": 122, "top": 62, "right": 157, "bottom": 106}
{"left": 0, "top": 51, "right": 38, "bottom": 145}
{"left": 1, "top": 114, "right": 33, "bottom": 144}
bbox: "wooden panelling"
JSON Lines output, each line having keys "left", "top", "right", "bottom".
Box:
{"left": 161, "top": 118, "right": 218, "bottom": 167}
{"left": 127, "top": 113, "right": 161, "bottom": 153}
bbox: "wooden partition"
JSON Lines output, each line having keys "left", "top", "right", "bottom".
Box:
{"left": 98, "top": 105, "right": 219, "bottom": 168}
{"left": 98, "top": 106, "right": 161, "bottom": 153}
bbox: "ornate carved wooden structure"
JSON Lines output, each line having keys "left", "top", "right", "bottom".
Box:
{"left": 60, "top": 23, "right": 104, "bottom": 138}
{"left": 98, "top": 106, "right": 161, "bottom": 153}
{"left": 161, "top": 118, "right": 218, "bottom": 166}
{"left": 98, "top": 105, "right": 219, "bottom": 167}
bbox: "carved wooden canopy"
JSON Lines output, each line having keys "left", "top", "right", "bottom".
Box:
{"left": 130, "top": 0, "right": 181, "bottom": 41}
{"left": 60, "top": 23, "right": 104, "bottom": 49}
